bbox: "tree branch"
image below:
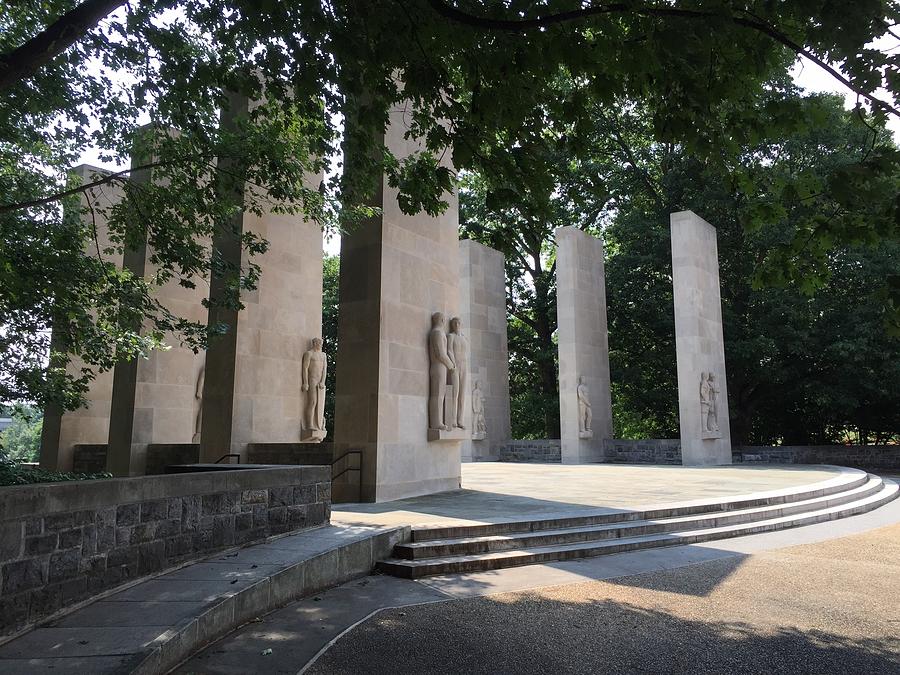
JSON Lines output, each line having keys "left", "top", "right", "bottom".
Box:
{"left": 0, "top": 0, "right": 127, "bottom": 92}
{"left": 0, "top": 157, "right": 191, "bottom": 214}
{"left": 426, "top": 1, "right": 900, "bottom": 118}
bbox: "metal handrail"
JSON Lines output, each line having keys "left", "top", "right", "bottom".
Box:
{"left": 331, "top": 449, "right": 362, "bottom": 483}
{"left": 215, "top": 453, "right": 241, "bottom": 464}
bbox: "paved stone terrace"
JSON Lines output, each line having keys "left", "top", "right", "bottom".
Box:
{"left": 332, "top": 463, "right": 844, "bottom": 528}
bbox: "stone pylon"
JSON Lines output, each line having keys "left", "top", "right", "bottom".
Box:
{"left": 458, "top": 239, "right": 511, "bottom": 461}
{"left": 670, "top": 210, "right": 732, "bottom": 465}
{"left": 40, "top": 165, "right": 125, "bottom": 472}
{"left": 200, "top": 93, "right": 324, "bottom": 463}
{"left": 556, "top": 227, "right": 613, "bottom": 463}
{"left": 332, "top": 103, "right": 462, "bottom": 503}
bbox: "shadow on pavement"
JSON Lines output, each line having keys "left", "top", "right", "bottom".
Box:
{"left": 306, "top": 589, "right": 900, "bottom": 675}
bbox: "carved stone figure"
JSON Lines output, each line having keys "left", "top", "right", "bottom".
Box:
{"left": 577, "top": 375, "right": 593, "bottom": 439}
{"left": 700, "top": 371, "right": 720, "bottom": 434}
{"left": 192, "top": 366, "right": 205, "bottom": 444}
{"left": 472, "top": 379, "right": 486, "bottom": 440}
{"left": 708, "top": 372, "right": 720, "bottom": 433}
{"left": 429, "top": 312, "right": 456, "bottom": 431}
{"left": 447, "top": 316, "right": 469, "bottom": 429}
{"left": 301, "top": 337, "right": 327, "bottom": 441}
{"left": 700, "top": 371, "right": 711, "bottom": 431}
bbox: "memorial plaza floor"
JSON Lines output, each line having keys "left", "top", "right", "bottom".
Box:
{"left": 332, "top": 462, "right": 845, "bottom": 528}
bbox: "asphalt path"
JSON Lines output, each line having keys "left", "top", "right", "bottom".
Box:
{"left": 307, "top": 523, "right": 900, "bottom": 675}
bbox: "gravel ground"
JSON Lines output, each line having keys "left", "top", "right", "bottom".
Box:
{"left": 308, "top": 524, "right": 900, "bottom": 675}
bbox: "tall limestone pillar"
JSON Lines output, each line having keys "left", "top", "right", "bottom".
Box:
{"left": 670, "top": 210, "right": 732, "bottom": 465}
{"left": 200, "top": 93, "right": 324, "bottom": 462}
{"left": 40, "top": 166, "right": 124, "bottom": 471}
{"left": 42, "top": 155, "right": 209, "bottom": 477}
{"left": 333, "top": 104, "right": 462, "bottom": 503}
{"left": 458, "top": 239, "right": 511, "bottom": 462}
{"left": 105, "top": 133, "right": 209, "bottom": 476}
{"left": 556, "top": 227, "right": 613, "bottom": 463}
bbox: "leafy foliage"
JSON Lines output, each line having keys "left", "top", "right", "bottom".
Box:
{"left": 0, "top": 406, "right": 43, "bottom": 462}
{"left": 0, "top": 457, "right": 111, "bottom": 486}
{"left": 322, "top": 253, "right": 339, "bottom": 439}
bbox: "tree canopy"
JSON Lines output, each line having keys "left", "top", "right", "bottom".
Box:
{"left": 2, "top": 0, "right": 899, "bottom": 410}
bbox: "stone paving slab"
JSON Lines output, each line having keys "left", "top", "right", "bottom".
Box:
{"left": 0, "top": 626, "right": 166, "bottom": 658}
{"left": 1, "top": 655, "right": 134, "bottom": 675}
{"left": 111, "top": 578, "right": 258, "bottom": 603}
{"left": 54, "top": 601, "right": 206, "bottom": 628}
{"left": 0, "top": 523, "right": 408, "bottom": 674}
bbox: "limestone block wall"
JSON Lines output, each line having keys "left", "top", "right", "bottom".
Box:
{"left": 40, "top": 166, "right": 124, "bottom": 471}
{"left": 229, "top": 195, "right": 324, "bottom": 459}
{"left": 333, "top": 104, "right": 462, "bottom": 503}
{"left": 555, "top": 227, "right": 613, "bottom": 463}
{"left": 458, "top": 240, "right": 511, "bottom": 462}
{"left": 0, "top": 466, "right": 330, "bottom": 637}
{"left": 670, "top": 211, "right": 732, "bottom": 465}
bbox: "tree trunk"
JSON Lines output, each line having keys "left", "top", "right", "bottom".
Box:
{"left": 0, "top": 0, "right": 127, "bottom": 92}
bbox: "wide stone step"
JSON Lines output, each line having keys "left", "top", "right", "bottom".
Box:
{"left": 394, "top": 476, "right": 886, "bottom": 560}
{"left": 409, "top": 469, "right": 870, "bottom": 542}
{"left": 378, "top": 479, "right": 898, "bottom": 579}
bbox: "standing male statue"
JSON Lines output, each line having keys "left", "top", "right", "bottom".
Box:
{"left": 577, "top": 375, "right": 593, "bottom": 439}
{"left": 192, "top": 365, "right": 205, "bottom": 443}
{"left": 447, "top": 316, "right": 469, "bottom": 429}
{"left": 699, "top": 371, "right": 719, "bottom": 434}
{"left": 301, "top": 337, "right": 327, "bottom": 440}
{"left": 472, "top": 379, "right": 487, "bottom": 439}
{"left": 428, "top": 312, "right": 456, "bottom": 431}
{"left": 707, "top": 372, "right": 720, "bottom": 433}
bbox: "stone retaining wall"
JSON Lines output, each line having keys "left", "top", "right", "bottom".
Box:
{"left": 603, "top": 439, "right": 682, "bottom": 464}
{"left": 0, "top": 466, "right": 330, "bottom": 637}
{"left": 496, "top": 440, "right": 898, "bottom": 470}
{"left": 735, "top": 445, "right": 900, "bottom": 470}
{"left": 497, "top": 440, "right": 562, "bottom": 463}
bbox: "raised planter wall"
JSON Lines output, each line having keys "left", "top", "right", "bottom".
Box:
{"left": 0, "top": 466, "right": 330, "bottom": 637}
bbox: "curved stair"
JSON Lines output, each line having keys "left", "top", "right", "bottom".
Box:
{"left": 378, "top": 471, "right": 898, "bottom": 579}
